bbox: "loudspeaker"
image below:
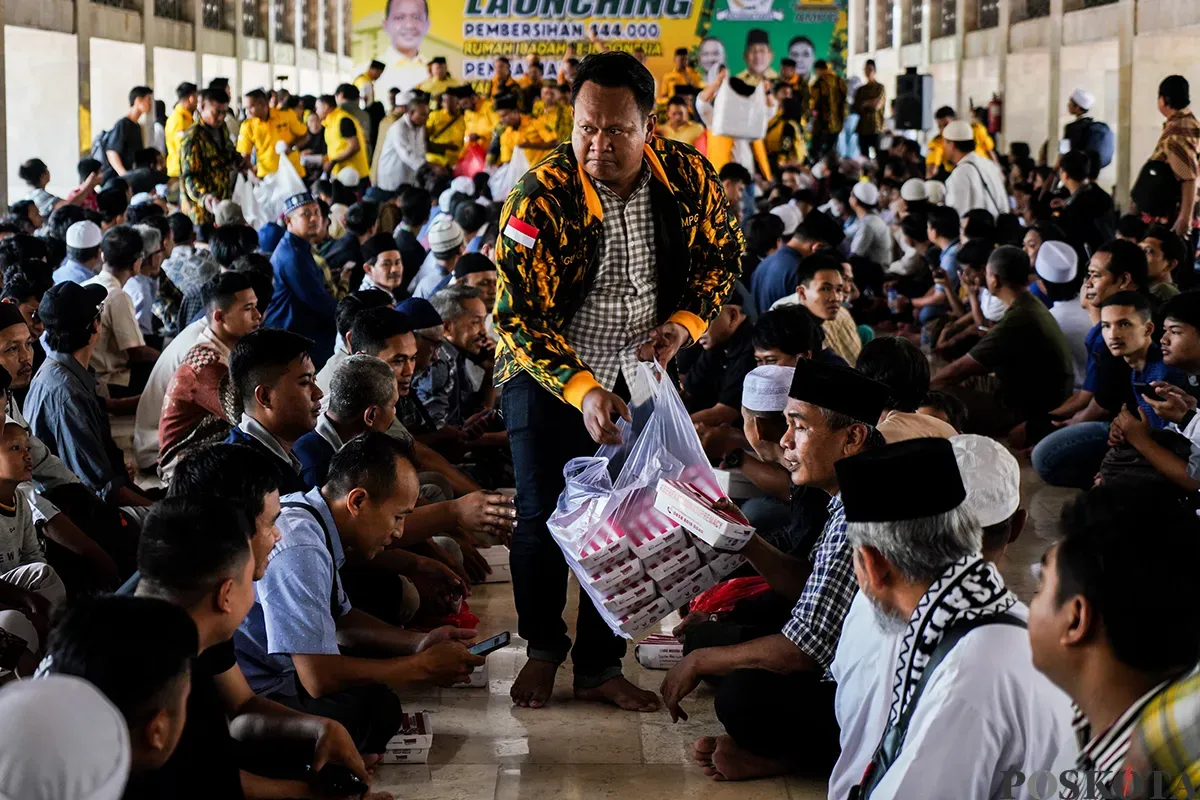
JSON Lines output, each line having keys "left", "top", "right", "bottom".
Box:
{"left": 894, "top": 67, "right": 934, "bottom": 131}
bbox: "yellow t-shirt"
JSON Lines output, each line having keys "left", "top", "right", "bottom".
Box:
{"left": 498, "top": 115, "right": 555, "bottom": 165}
{"left": 927, "top": 121, "right": 995, "bottom": 173}
{"left": 659, "top": 68, "right": 702, "bottom": 104}
{"left": 465, "top": 100, "right": 499, "bottom": 142}
{"left": 426, "top": 108, "right": 467, "bottom": 167}
{"left": 323, "top": 107, "right": 370, "bottom": 179}
{"left": 657, "top": 121, "right": 706, "bottom": 147}
{"left": 165, "top": 103, "right": 193, "bottom": 179}
{"left": 539, "top": 103, "right": 574, "bottom": 143}
{"left": 417, "top": 77, "right": 458, "bottom": 105}
{"left": 237, "top": 108, "right": 309, "bottom": 178}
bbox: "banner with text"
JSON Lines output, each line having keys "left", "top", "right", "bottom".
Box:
{"left": 350, "top": 0, "right": 847, "bottom": 98}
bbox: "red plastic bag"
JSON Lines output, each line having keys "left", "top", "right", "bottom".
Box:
{"left": 454, "top": 143, "right": 487, "bottom": 179}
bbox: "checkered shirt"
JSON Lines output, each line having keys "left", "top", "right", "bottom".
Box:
{"left": 782, "top": 493, "right": 858, "bottom": 674}
{"left": 1152, "top": 109, "right": 1200, "bottom": 224}
{"left": 562, "top": 168, "right": 659, "bottom": 392}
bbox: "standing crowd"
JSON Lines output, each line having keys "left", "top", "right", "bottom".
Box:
{"left": 1, "top": 26, "right": 1200, "bottom": 800}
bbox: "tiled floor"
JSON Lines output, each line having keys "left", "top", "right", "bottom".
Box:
{"left": 111, "top": 413, "right": 1078, "bottom": 799}
{"left": 371, "top": 462, "right": 1079, "bottom": 800}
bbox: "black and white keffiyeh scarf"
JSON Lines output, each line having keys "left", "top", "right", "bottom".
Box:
{"left": 886, "top": 554, "right": 1018, "bottom": 728}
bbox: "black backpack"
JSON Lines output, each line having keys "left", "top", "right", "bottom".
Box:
{"left": 1132, "top": 159, "right": 1182, "bottom": 219}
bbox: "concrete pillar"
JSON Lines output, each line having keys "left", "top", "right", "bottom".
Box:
{"left": 77, "top": 0, "right": 94, "bottom": 155}
{"left": 0, "top": 1, "right": 8, "bottom": 210}
{"left": 234, "top": 0, "right": 245, "bottom": 96}
{"left": 920, "top": 0, "right": 933, "bottom": 71}
{"left": 895, "top": 0, "right": 907, "bottom": 50}
{"left": 266, "top": 0, "right": 276, "bottom": 86}
{"left": 1046, "top": 0, "right": 1063, "bottom": 157}
{"left": 1114, "top": 0, "right": 1134, "bottom": 205}
{"left": 868, "top": 0, "right": 880, "bottom": 52}
{"left": 336, "top": 0, "right": 345, "bottom": 65}
{"left": 193, "top": 0, "right": 204, "bottom": 82}
{"left": 954, "top": 0, "right": 967, "bottom": 112}
{"left": 996, "top": 0, "right": 1011, "bottom": 150}
{"left": 849, "top": 0, "right": 863, "bottom": 60}
{"left": 144, "top": 2, "right": 155, "bottom": 92}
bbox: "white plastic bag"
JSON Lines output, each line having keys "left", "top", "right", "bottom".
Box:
{"left": 488, "top": 145, "right": 530, "bottom": 203}
{"left": 710, "top": 76, "right": 771, "bottom": 140}
{"left": 254, "top": 156, "right": 306, "bottom": 225}
{"left": 547, "top": 364, "right": 729, "bottom": 638}
{"left": 231, "top": 174, "right": 264, "bottom": 229}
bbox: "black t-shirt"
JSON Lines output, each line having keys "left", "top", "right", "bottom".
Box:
{"left": 683, "top": 321, "right": 758, "bottom": 413}
{"left": 320, "top": 233, "right": 364, "bottom": 273}
{"left": 339, "top": 118, "right": 357, "bottom": 138}
{"left": 104, "top": 118, "right": 143, "bottom": 180}
{"left": 133, "top": 640, "right": 245, "bottom": 800}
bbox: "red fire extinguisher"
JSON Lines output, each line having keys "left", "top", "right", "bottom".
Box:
{"left": 987, "top": 93, "right": 1003, "bottom": 136}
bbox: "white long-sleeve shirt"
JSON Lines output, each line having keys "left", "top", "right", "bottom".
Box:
{"left": 945, "top": 152, "right": 1010, "bottom": 218}
{"left": 376, "top": 115, "right": 427, "bottom": 193}
{"left": 828, "top": 594, "right": 1077, "bottom": 800}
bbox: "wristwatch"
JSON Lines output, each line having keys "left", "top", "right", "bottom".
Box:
{"left": 722, "top": 449, "right": 745, "bottom": 469}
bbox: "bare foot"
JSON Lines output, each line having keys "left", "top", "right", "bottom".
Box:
{"left": 693, "top": 736, "right": 722, "bottom": 779}
{"left": 511, "top": 658, "right": 559, "bottom": 708}
{"left": 575, "top": 675, "right": 661, "bottom": 712}
{"left": 705, "top": 734, "right": 791, "bottom": 781}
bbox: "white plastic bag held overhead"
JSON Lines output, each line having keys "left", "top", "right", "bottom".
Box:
{"left": 710, "top": 76, "right": 771, "bottom": 141}
{"left": 254, "top": 155, "right": 306, "bottom": 226}
{"left": 231, "top": 174, "right": 264, "bottom": 229}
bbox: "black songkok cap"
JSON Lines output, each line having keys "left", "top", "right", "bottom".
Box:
{"left": 836, "top": 438, "right": 967, "bottom": 523}
{"left": 787, "top": 359, "right": 889, "bottom": 426}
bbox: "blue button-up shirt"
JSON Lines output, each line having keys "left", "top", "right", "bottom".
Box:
{"left": 23, "top": 350, "right": 128, "bottom": 500}
{"left": 265, "top": 232, "right": 337, "bottom": 369}
{"left": 234, "top": 487, "right": 351, "bottom": 696}
{"left": 52, "top": 259, "right": 97, "bottom": 286}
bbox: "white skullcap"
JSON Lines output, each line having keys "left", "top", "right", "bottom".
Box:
{"left": 438, "top": 187, "right": 457, "bottom": 213}
{"left": 1070, "top": 88, "right": 1095, "bottom": 112}
{"left": 943, "top": 120, "right": 974, "bottom": 142}
{"left": 924, "top": 180, "right": 946, "bottom": 205}
{"left": 65, "top": 221, "right": 103, "bottom": 249}
{"left": 335, "top": 167, "right": 360, "bottom": 187}
{"left": 129, "top": 192, "right": 154, "bottom": 207}
{"left": 852, "top": 181, "right": 880, "bottom": 207}
{"left": 900, "top": 178, "right": 927, "bottom": 202}
{"left": 769, "top": 203, "right": 802, "bottom": 237}
{"left": 1034, "top": 240, "right": 1078, "bottom": 284}
{"left": 950, "top": 434, "right": 1021, "bottom": 528}
{"left": 450, "top": 176, "right": 476, "bottom": 197}
{"left": 742, "top": 365, "right": 795, "bottom": 413}
{"left": 0, "top": 675, "right": 131, "bottom": 800}
{"left": 811, "top": 161, "right": 828, "bottom": 180}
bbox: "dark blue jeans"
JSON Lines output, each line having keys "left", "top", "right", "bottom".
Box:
{"left": 501, "top": 372, "right": 627, "bottom": 688}
{"left": 1031, "top": 421, "right": 1111, "bottom": 488}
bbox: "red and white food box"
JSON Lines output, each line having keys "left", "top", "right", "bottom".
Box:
{"left": 616, "top": 596, "right": 672, "bottom": 638}
{"left": 573, "top": 525, "right": 630, "bottom": 572}
{"left": 478, "top": 546, "right": 511, "bottom": 583}
{"left": 635, "top": 634, "right": 685, "bottom": 670}
{"left": 654, "top": 479, "right": 754, "bottom": 552}
{"left": 643, "top": 545, "right": 701, "bottom": 584}
{"left": 657, "top": 565, "right": 717, "bottom": 609}
{"left": 626, "top": 509, "right": 687, "bottom": 560}
{"left": 600, "top": 576, "right": 658, "bottom": 616}
{"left": 585, "top": 553, "right": 645, "bottom": 594}
{"left": 387, "top": 712, "right": 432, "bottom": 750}
{"left": 379, "top": 747, "right": 429, "bottom": 764}
{"left": 709, "top": 552, "right": 748, "bottom": 578}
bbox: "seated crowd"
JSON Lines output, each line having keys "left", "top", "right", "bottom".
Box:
{"left": 1, "top": 53, "right": 1200, "bottom": 800}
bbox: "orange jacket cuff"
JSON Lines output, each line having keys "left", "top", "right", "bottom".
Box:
{"left": 563, "top": 371, "right": 603, "bottom": 411}
{"left": 668, "top": 311, "right": 707, "bottom": 346}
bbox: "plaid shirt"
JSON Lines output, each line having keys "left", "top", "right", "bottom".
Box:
{"left": 1152, "top": 109, "right": 1200, "bottom": 224}
{"left": 562, "top": 169, "right": 658, "bottom": 393}
{"left": 782, "top": 493, "right": 857, "bottom": 673}
{"left": 1138, "top": 671, "right": 1200, "bottom": 798}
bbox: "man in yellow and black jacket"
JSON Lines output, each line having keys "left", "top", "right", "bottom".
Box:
{"left": 493, "top": 52, "right": 743, "bottom": 713}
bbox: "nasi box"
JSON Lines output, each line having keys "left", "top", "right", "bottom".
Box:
{"left": 654, "top": 479, "right": 754, "bottom": 552}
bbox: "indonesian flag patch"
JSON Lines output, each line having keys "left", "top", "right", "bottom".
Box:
{"left": 504, "top": 217, "right": 539, "bottom": 248}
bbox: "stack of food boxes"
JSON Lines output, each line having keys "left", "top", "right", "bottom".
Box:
{"left": 556, "top": 480, "right": 754, "bottom": 640}
{"left": 379, "top": 712, "right": 433, "bottom": 764}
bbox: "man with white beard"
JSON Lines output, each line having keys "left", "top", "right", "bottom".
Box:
{"left": 827, "top": 437, "right": 1076, "bottom": 799}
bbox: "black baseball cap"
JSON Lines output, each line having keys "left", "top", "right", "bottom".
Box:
{"left": 39, "top": 282, "right": 107, "bottom": 332}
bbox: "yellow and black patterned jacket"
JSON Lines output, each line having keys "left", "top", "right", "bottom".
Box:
{"left": 494, "top": 136, "right": 744, "bottom": 410}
